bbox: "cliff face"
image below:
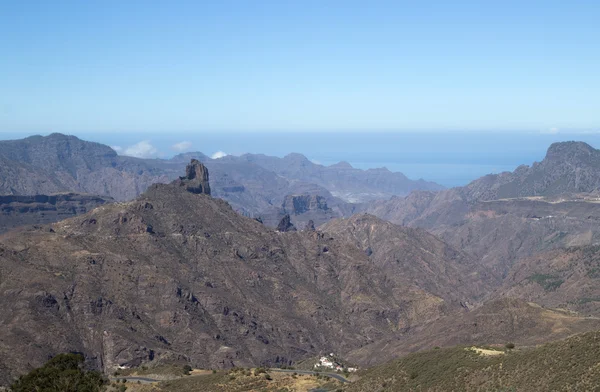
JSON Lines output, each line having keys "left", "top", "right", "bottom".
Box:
{"left": 175, "top": 159, "right": 211, "bottom": 195}
{"left": 282, "top": 194, "right": 329, "bottom": 215}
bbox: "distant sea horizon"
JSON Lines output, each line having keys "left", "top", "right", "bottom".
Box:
{"left": 3, "top": 130, "right": 600, "bottom": 187}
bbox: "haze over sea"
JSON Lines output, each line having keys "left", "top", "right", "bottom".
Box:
{"left": 3, "top": 130, "right": 599, "bottom": 187}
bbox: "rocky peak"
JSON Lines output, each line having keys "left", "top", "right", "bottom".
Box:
{"left": 283, "top": 153, "right": 312, "bottom": 166}
{"left": 545, "top": 141, "right": 597, "bottom": 163}
{"left": 276, "top": 214, "right": 296, "bottom": 232}
{"left": 175, "top": 159, "right": 211, "bottom": 195}
{"left": 330, "top": 161, "right": 353, "bottom": 169}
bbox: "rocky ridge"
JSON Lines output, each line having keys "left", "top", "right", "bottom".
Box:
{"left": 0, "top": 161, "right": 473, "bottom": 386}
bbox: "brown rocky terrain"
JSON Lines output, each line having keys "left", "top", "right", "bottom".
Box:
{"left": 320, "top": 214, "right": 498, "bottom": 308}
{"left": 346, "top": 297, "right": 600, "bottom": 367}
{"left": 496, "top": 245, "right": 600, "bottom": 317}
{"left": 367, "top": 147, "right": 600, "bottom": 275}
{"left": 0, "top": 193, "right": 113, "bottom": 234}
{"left": 0, "top": 161, "right": 473, "bottom": 386}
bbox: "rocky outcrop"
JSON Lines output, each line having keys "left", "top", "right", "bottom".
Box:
{"left": 305, "top": 220, "right": 316, "bottom": 231}
{"left": 276, "top": 214, "right": 296, "bottom": 232}
{"left": 175, "top": 159, "right": 211, "bottom": 195}
{"left": 282, "top": 194, "right": 329, "bottom": 215}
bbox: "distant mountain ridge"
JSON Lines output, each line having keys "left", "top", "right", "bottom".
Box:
{"left": 0, "top": 133, "right": 444, "bottom": 230}
{"left": 367, "top": 141, "right": 600, "bottom": 274}
{"left": 226, "top": 152, "right": 444, "bottom": 202}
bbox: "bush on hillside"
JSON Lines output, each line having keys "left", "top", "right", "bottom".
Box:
{"left": 10, "top": 353, "right": 107, "bottom": 392}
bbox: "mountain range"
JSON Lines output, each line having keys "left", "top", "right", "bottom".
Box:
{"left": 0, "top": 161, "right": 477, "bottom": 385}
{"left": 4, "top": 134, "right": 600, "bottom": 389}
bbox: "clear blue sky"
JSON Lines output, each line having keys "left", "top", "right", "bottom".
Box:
{"left": 0, "top": 0, "right": 599, "bottom": 133}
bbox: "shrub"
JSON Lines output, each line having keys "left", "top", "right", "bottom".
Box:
{"left": 505, "top": 343, "right": 515, "bottom": 349}
{"left": 254, "top": 367, "right": 267, "bottom": 376}
{"left": 10, "top": 353, "right": 107, "bottom": 392}
{"left": 183, "top": 364, "right": 193, "bottom": 375}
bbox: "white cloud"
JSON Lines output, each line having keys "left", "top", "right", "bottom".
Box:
{"left": 122, "top": 140, "right": 159, "bottom": 158}
{"left": 211, "top": 151, "right": 228, "bottom": 159}
{"left": 111, "top": 145, "right": 123, "bottom": 153}
{"left": 171, "top": 141, "right": 192, "bottom": 152}
{"left": 541, "top": 127, "right": 560, "bottom": 134}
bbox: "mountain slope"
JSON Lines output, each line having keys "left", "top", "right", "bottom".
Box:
{"left": 222, "top": 152, "right": 445, "bottom": 202}
{"left": 369, "top": 141, "right": 600, "bottom": 226}
{"left": 0, "top": 193, "right": 113, "bottom": 234}
{"left": 347, "top": 329, "right": 600, "bottom": 392}
{"left": 366, "top": 142, "right": 600, "bottom": 275}
{"left": 0, "top": 134, "right": 174, "bottom": 200}
{"left": 320, "top": 214, "right": 498, "bottom": 308}
{"left": 496, "top": 245, "right": 600, "bottom": 316}
{"left": 0, "top": 162, "right": 471, "bottom": 386}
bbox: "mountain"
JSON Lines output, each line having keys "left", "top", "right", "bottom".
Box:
{"left": 369, "top": 141, "right": 600, "bottom": 224}
{"left": 464, "top": 141, "right": 600, "bottom": 200}
{"left": 496, "top": 244, "right": 600, "bottom": 317}
{"left": 320, "top": 214, "right": 498, "bottom": 308}
{"left": 366, "top": 142, "right": 600, "bottom": 275}
{"left": 221, "top": 152, "right": 444, "bottom": 202}
{"left": 0, "top": 161, "right": 474, "bottom": 386}
{"left": 369, "top": 194, "right": 600, "bottom": 277}
{"left": 346, "top": 329, "right": 600, "bottom": 392}
{"left": 0, "top": 134, "right": 174, "bottom": 200}
{"left": 346, "top": 297, "right": 600, "bottom": 367}
{"left": 230, "top": 154, "right": 444, "bottom": 203}
{"left": 0, "top": 193, "right": 113, "bottom": 234}
{"left": 0, "top": 134, "right": 443, "bottom": 227}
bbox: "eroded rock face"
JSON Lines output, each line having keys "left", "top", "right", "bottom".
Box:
{"left": 176, "top": 159, "right": 211, "bottom": 195}
{"left": 305, "top": 220, "right": 316, "bottom": 231}
{"left": 276, "top": 214, "right": 296, "bottom": 232}
{"left": 282, "top": 194, "right": 329, "bottom": 215}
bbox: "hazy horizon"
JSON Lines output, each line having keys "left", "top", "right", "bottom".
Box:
{"left": 1, "top": 1, "right": 598, "bottom": 186}
{"left": 3, "top": 130, "right": 600, "bottom": 187}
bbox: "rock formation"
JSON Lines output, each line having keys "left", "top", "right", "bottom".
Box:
{"left": 276, "top": 214, "right": 296, "bottom": 232}
{"left": 176, "top": 159, "right": 211, "bottom": 195}
{"left": 282, "top": 194, "right": 329, "bottom": 215}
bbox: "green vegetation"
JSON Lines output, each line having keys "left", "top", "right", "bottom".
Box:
{"left": 346, "top": 330, "right": 600, "bottom": 391}
{"left": 526, "top": 273, "right": 564, "bottom": 291}
{"left": 10, "top": 353, "right": 107, "bottom": 392}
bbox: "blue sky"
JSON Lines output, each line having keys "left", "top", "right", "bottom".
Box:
{"left": 1, "top": 0, "right": 599, "bottom": 133}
